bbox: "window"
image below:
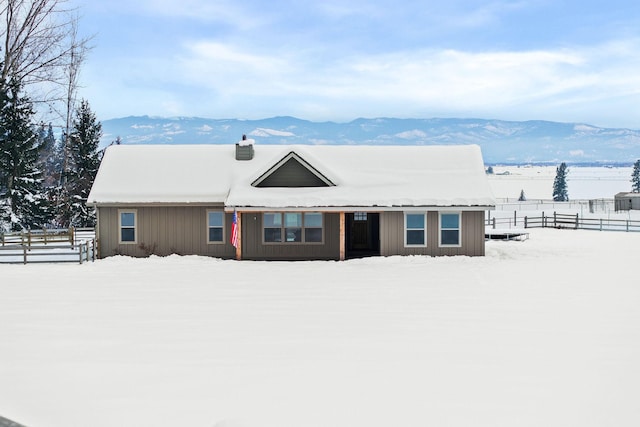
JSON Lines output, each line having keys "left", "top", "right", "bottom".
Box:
{"left": 119, "top": 210, "right": 137, "bottom": 244}
{"left": 405, "top": 213, "right": 426, "bottom": 246}
{"left": 440, "top": 212, "right": 461, "bottom": 246}
{"left": 207, "top": 211, "right": 224, "bottom": 243}
{"left": 304, "top": 212, "right": 323, "bottom": 242}
{"left": 354, "top": 212, "right": 367, "bottom": 221}
{"left": 284, "top": 213, "right": 302, "bottom": 242}
{"left": 264, "top": 213, "right": 283, "bottom": 242}
{"left": 263, "top": 212, "right": 323, "bottom": 244}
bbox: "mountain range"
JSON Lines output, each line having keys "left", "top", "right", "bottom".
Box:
{"left": 100, "top": 116, "right": 640, "bottom": 164}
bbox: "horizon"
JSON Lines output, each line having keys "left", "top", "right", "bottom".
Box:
{"left": 107, "top": 114, "right": 640, "bottom": 131}
{"left": 71, "top": 1, "right": 640, "bottom": 129}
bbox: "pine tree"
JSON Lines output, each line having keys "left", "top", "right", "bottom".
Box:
{"left": 518, "top": 189, "right": 526, "bottom": 201}
{"left": 552, "top": 162, "right": 569, "bottom": 202}
{"left": 631, "top": 159, "right": 640, "bottom": 193}
{"left": 0, "top": 78, "right": 49, "bottom": 231}
{"left": 59, "top": 99, "right": 102, "bottom": 227}
{"left": 37, "top": 123, "right": 63, "bottom": 188}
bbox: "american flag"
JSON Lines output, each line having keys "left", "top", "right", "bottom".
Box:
{"left": 230, "top": 210, "right": 238, "bottom": 248}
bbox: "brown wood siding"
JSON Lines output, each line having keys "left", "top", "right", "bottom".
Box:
{"left": 241, "top": 212, "right": 341, "bottom": 260}
{"left": 96, "top": 206, "right": 236, "bottom": 259}
{"left": 257, "top": 158, "right": 329, "bottom": 187}
{"left": 380, "top": 210, "right": 485, "bottom": 257}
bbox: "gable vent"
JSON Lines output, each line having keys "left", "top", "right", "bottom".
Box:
{"left": 235, "top": 134, "right": 254, "bottom": 160}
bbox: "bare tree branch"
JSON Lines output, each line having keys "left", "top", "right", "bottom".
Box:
{"left": 0, "top": 0, "right": 92, "bottom": 113}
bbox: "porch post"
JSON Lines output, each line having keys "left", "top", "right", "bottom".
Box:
{"left": 235, "top": 211, "right": 242, "bottom": 261}
{"left": 339, "top": 211, "right": 345, "bottom": 261}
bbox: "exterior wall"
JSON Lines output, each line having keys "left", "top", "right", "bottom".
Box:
{"left": 96, "top": 206, "right": 236, "bottom": 259}
{"left": 380, "top": 210, "right": 485, "bottom": 257}
{"left": 614, "top": 194, "right": 640, "bottom": 211}
{"left": 97, "top": 207, "right": 486, "bottom": 260}
{"left": 240, "top": 212, "right": 341, "bottom": 260}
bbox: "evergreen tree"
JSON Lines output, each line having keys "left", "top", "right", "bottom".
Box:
{"left": 59, "top": 99, "right": 102, "bottom": 227}
{"left": 37, "top": 123, "right": 63, "bottom": 188}
{"left": 632, "top": 159, "right": 640, "bottom": 193}
{"left": 518, "top": 189, "right": 526, "bottom": 201}
{"left": 0, "top": 78, "right": 49, "bottom": 230}
{"left": 552, "top": 162, "right": 569, "bottom": 202}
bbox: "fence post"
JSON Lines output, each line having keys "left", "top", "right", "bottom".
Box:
{"left": 492, "top": 217, "right": 496, "bottom": 229}
{"left": 553, "top": 211, "right": 557, "bottom": 228}
{"left": 23, "top": 245, "right": 27, "bottom": 265}
{"left": 524, "top": 216, "right": 528, "bottom": 228}
{"left": 600, "top": 218, "right": 603, "bottom": 231}
{"left": 514, "top": 210, "right": 517, "bottom": 227}
{"left": 70, "top": 227, "right": 75, "bottom": 248}
{"left": 79, "top": 242, "right": 84, "bottom": 264}
{"left": 575, "top": 213, "right": 579, "bottom": 229}
{"left": 627, "top": 220, "right": 630, "bottom": 232}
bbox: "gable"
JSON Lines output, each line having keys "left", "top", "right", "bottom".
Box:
{"left": 252, "top": 152, "right": 335, "bottom": 188}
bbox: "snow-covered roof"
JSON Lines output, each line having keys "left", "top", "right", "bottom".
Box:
{"left": 87, "top": 144, "right": 496, "bottom": 209}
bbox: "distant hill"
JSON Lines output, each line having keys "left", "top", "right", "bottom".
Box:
{"left": 101, "top": 116, "right": 640, "bottom": 164}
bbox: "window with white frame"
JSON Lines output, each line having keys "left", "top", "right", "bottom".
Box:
{"left": 263, "top": 212, "right": 323, "bottom": 243}
{"left": 119, "top": 210, "right": 137, "bottom": 244}
{"left": 405, "top": 212, "right": 426, "bottom": 246}
{"left": 207, "top": 211, "right": 224, "bottom": 243}
{"left": 440, "top": 212, "right": 461, "bottom": 246}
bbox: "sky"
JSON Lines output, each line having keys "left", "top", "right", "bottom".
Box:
{"left": 70, "top": 0, "right": 640, "bottom": 128}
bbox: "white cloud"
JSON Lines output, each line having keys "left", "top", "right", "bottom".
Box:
{"left": 97, "top": 34, "right": 640, "bottom": 127}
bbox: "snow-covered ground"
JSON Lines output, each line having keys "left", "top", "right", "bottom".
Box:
{"left": 1, "top": 227, "right": 640, "bottom": 427}
{"left": 488, "top": 165, "right": 633, "bottom": 201}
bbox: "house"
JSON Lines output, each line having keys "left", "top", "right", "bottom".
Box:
{"left": 614, "top": 192, "right": 640, "bottom": 211}
{"left": 87, "top": 140, "right": 496, "bottom": 260}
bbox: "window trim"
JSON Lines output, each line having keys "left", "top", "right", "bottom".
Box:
{"left": 118, "top": 209, "right": 137, "bottom": 244}
{"left": 404, "top": 212, "right": 427, "bottom": 247}
{"left": 206, "top": 210, "right": 225, "bottom": 244}
{"left": 439, "top": 211, "right": 462, "bottom": 248}
{"left": 263, "top": 211, "right": 324, "bottom": 245}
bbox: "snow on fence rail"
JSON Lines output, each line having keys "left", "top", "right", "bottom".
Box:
{"left": 0, "top": 227, "right": 96, "bottom": 264}
{"left": 486, "top": 211, "right": 640, "bottom": 233}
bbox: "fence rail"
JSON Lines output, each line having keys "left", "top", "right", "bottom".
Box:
{"left": 0, "top": 227, "right": 96, "bottom": 264}
{"left": 486, "top": 211, "right": 640, "bottom": 233}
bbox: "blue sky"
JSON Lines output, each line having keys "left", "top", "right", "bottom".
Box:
{"left": 72, "top": 0, "right": 640, "bottom": 128}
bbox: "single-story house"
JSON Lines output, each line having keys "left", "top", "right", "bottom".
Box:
{"left": 87, "top": 140, "right": 496, "bottom": 260}
{"left": 614, "top": 192, "right": 640, "bottom": 211}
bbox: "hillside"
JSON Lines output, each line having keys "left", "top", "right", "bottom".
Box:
{"left": 101, "top": 116, "right": 640, "bottom": 164}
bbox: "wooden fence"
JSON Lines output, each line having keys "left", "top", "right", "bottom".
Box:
{"left": 486, "top": 211, "right": 640, "bottom": 233}
{"left": 0, "top": 227, "right": 96, "bottom": 264}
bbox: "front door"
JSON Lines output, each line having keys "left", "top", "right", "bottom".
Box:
{"left": 346, "top": 212, "right": 380, "bottom": 258}
{"left": 351, "top": 212, "right": 369, "bottom": 249}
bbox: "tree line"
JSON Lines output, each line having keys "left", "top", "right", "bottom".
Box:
{"left": 0, "top": 0, "right": 102, "bottom": 232}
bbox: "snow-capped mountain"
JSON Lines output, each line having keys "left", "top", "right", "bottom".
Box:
{"left": 101, "top": 116, "right": 640, "bottom": 164}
